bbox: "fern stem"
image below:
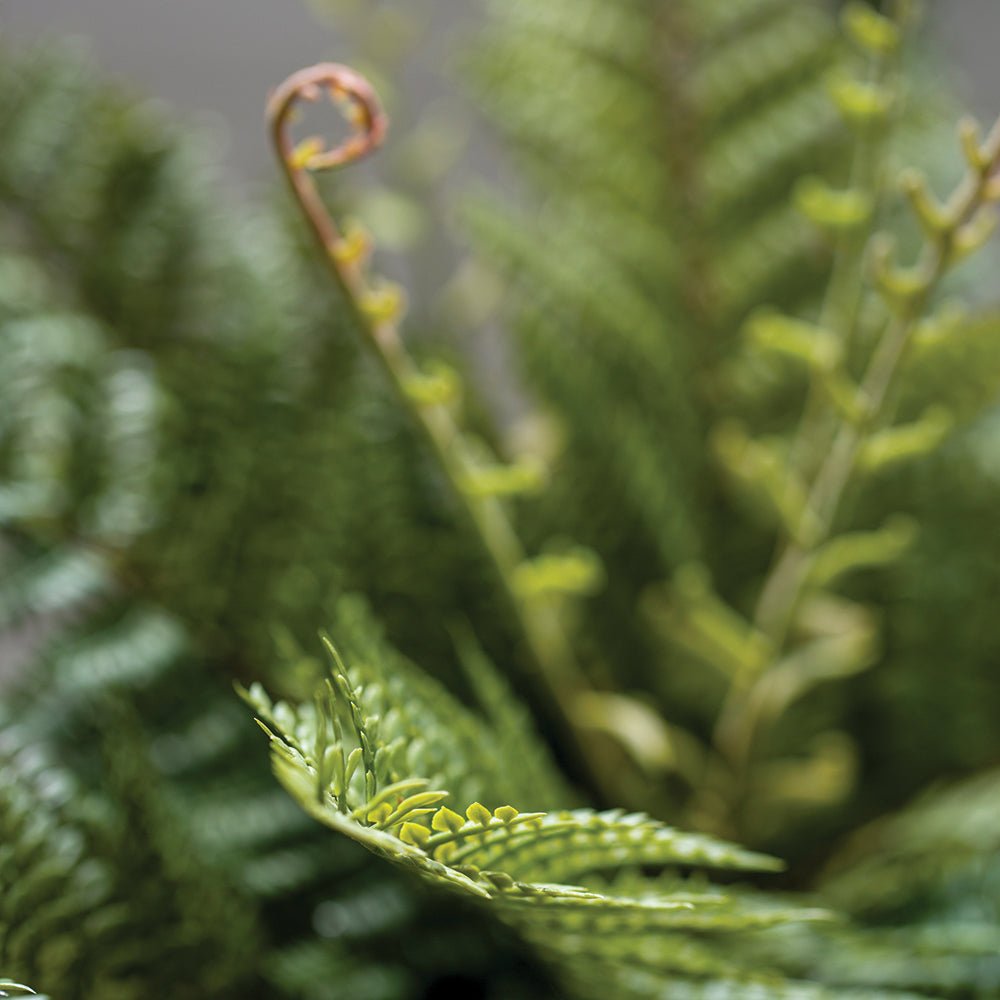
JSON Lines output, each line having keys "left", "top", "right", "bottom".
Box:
{"left": 790, "top": 30, "right": 899, "bottom": 475}
{"left": 266, "top": 64, "right": 610, "bottom": 804}
{"left": 713, "top": 114, "right": 1000, "bottom": 809}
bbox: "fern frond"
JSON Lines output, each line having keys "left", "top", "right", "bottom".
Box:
{"left": 901, "top": 309, "right": 1000, "bottom": 423}
{"left": 0, "top": 42, "right": 503, "bottom": 695}
{"left": 0, "top": 547, "right": 111, "bottom": 632}
{"left": 452, "top": 624, "right": 574, "bottom": 809}
{"left": 823, "top": 767, "right": 1000, "bottom": 918}
{"left": 247, "top": 619, "right": 829, "bottom": 994}
{"left": 0, "top": 984, "right": 49, "bottom": 999}
{"left": 310, "top": 595, "right": 564, "bottom": 808}
{"left": 263, "top": 941, "right": 413, "bottom": 1000}
{"left": 565, "top": 961, "right": 931, "bottom": 1000}
{"left": 48, "top": 607, "right": 188, "bottom": 694}
{"left": 0, "top": 722, "right": 258, "bottom": 999}
{"left": 721, "top": 768, "right": 1000, "bottom": 998}
{"left": 0, "top": 44, "right": 536, "bottom": 998}
{"left": 430, "top": 807, "right": 779, "bottom": 885}
{"left": 463, "top": 0, "right": 850, "bottom": 727}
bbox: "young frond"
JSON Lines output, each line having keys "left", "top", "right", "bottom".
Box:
{"left": 0, "top": 45, "right": 555, "bottom": 998}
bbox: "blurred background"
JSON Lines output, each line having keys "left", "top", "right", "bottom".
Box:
{"left": 0, "top": 0, "right": 534, "bottom": 519}
{"left": 0, "top": 1, "right": 492, "bottom": 184}
{"left": 3, "top": 1, "right": 1000, "bottom": 181}
{"left": 3, "top": 0, "right": 998, "bottom": 421}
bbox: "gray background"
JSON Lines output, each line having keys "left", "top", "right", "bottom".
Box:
{"left": 2, "top": 1, "right": 998, "bottom": 184}
{"left": 0, "top": 1, "right": 484, "bottom": 185}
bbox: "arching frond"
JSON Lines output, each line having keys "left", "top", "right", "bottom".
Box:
{"left": 246, "top": 620, "right": 831, "bottom": 993}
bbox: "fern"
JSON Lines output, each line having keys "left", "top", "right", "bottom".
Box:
{"left": 729, "top": 768, "right": 1000, "bottom": 998}
{"left": 458, "top": 0, "right": 857, "bottom": 771}
{"left": 466, "top": 0, "right": 1000, "bottom": 853}
{"left": 243, "top": 4, "right": 1000, "bottom": 994}
{"left": 0, "top": 719, "right": 258, "bottom": 998}
{"left": 5, "top": 3, "right": 1000, "bottom": 998}
{"left": 0, "top": 43, "right": 505, "bottom": 691}
{"left": 0, "top": 42, "right": 539, "bottom": 998}
{"left": 0, "top": 984, "right": 48, "bottom": 999}
{"left": 246, "top": 614, "right": 836, "bottom": 995}
{"left": 466, "top": 0, "right": 845, "bottom": 561}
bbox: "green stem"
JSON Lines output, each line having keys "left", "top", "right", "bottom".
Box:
{"left": 712, "top": 118, "right": 1000, "bottom": 815}
{"left": 790, "top": 45, "right": 897, "bottom": 476}
{"left": 267, "top": 64, "right": 611, "bottom": 804}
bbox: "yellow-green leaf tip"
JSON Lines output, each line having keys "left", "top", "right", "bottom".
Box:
{"left": 432, "top": 805, "right": 466, "bottom": 833}
{"left": 466, "top": 802, "right": 493, "bottom": 827}
{"left": 400, "top": 822, "right": 431, "bottom": 848}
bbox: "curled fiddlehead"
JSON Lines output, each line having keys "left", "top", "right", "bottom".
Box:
{"left": 267, "top": 64, "right": 614, "bottom": 803}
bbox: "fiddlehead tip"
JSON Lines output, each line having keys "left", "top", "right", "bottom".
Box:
{"left": 266, "top": 62, "right": 390, "bottom": 295}
{"left": 268, "top": 62, "right": 388, "bottom": 173}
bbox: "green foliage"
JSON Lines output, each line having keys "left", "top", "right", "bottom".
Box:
{"left": 309, "top": 597, "right": 572, "bottom": 810}
{"left": 4, "top": 1, "right": 1000, "bottom": 998}
{"left": 467, "top": 0, "right": 1000, "bottom": 858}
{"left": 0, "top": 40, "right": 529, "bottom": 1000}
{"left": 0, "top": 984, "right": 48, "bottom": 999}
{"left": 461, "top": 0, "right": 855, "bottom": 758}
{"left": 740, "top": 769, "right": 1000, "bottom": 997}
{"left": 817, "top": 769, "right": 1000, "bottom": 997}
{"left": 0, "top": 43, "right": 503, "bottom": 689}
{"left": 247, "top": 614, "right": 841, "bottom": 995}
{"left": 467, "top": 0, "right": 844, "bottom": 566}
{"left": 0, "top": 720, "right": 257, "bottom": 998}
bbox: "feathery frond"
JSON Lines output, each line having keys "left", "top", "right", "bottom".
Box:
{"left": 247, "top": 617, "right": 831, "bottom": 994}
